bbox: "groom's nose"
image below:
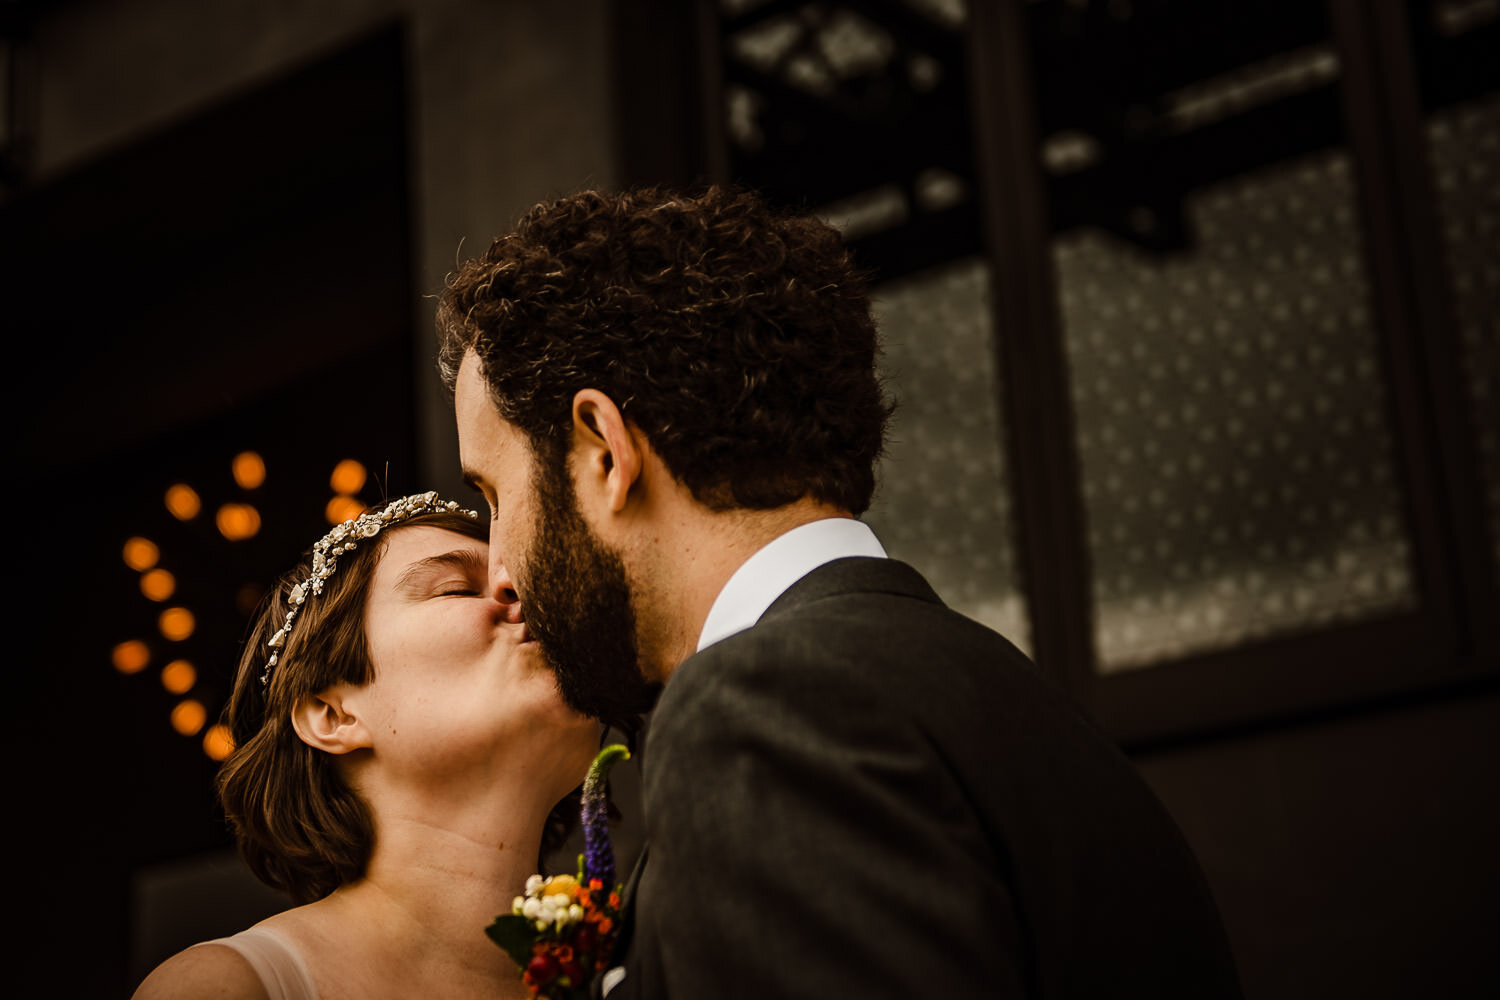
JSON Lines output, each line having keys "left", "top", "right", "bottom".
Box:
{"left": 489, "top": 560, "right": 525, "bottom": 624}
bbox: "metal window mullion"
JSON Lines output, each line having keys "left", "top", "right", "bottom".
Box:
{"left": 967, "top": 0, "right": 1099, "bottom": 707}
{"left": 1328, "top": 0, "right": 1494, "bottom": 661}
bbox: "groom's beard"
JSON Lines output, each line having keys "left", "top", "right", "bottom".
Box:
{"left": 517, "top": 462, "right": 660, "bottom": 732}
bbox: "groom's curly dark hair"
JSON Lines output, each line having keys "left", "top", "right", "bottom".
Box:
{"left": 436, "top": 184, "right": 893, "bottom": 515}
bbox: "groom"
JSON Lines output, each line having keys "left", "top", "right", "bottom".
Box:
{"left": 439, "top": 186, "right": 1241, "bottom": 998}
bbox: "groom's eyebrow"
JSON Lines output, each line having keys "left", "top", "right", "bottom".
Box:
{"left": 395, "top": 549, "right": 487, "bottom": 591}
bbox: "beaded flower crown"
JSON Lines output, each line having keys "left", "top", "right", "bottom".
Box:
{"left": 261, "top": 491, "right": 479, "bottom": 686}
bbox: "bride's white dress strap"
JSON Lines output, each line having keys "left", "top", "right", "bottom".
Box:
{"left": 192, "top": 924, "right": 318, "bottom": 1000}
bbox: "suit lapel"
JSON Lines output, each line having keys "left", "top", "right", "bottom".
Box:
{"left": 591, "top": 841, "right": 647, "bottom": 998}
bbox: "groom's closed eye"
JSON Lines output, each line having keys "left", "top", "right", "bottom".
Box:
{"left": 460, "top": 470, "right": 499, "bottom": 517}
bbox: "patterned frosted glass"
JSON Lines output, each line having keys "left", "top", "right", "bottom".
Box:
{"left": 866, "top": 257, "right": 1031, "bottom": 654}
{"left": 1055, "top": 152, "right": 1419, "bottom": 671}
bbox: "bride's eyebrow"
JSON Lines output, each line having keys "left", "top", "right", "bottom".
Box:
{"left": 394, "top": 549, "right": 486, "bottom": 591}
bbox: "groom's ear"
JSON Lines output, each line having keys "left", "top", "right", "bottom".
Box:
{"left": 570, "top": 389, "right": 644, "bottom": 514}
{"left": 291, "top": 685, "right": 373, "bottom": 755}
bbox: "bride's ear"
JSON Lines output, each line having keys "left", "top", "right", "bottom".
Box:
{"left": 291, "top": 686, "right": 372, "bottom": 755}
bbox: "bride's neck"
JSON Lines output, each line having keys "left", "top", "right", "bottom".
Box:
{"left": 298, "top": 797, "right": 554, "bottom": 995}
{"left": 352, "top": 797, "right": 549, "bottom": 930}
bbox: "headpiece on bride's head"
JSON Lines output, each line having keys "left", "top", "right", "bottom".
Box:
{"left": 261, "top": 491, "right": 479, "bottom": 686}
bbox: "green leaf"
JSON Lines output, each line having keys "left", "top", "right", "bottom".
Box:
{"left": 484, "top": 913, "right": 538, "bottom": 967}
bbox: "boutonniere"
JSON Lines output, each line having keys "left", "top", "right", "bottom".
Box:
{"left": 488, "top": 744, "right": 630, "bottom": 999}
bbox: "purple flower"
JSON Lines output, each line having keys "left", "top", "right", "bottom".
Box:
{"left": 582, "top": 744, "right": 630, "bottom": 889}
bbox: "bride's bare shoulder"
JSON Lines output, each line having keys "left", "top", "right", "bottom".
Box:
{"left": 131, "top": 943, "right": 270, "bottom": 1000}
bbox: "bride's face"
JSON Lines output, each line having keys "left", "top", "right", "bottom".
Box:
{"left": 352, "top": 525, "right": 599, "bottom": 797}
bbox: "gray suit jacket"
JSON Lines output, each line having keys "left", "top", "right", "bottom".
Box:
{"left": 604, "top": 557, "right": 1240, "bottom": 998}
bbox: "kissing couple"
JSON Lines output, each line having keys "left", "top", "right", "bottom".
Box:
{"left": 135, "top": 185, "right": 1241, "bottom": 999}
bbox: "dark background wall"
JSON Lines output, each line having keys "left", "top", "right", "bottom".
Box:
{"left": 3, "top": 2, "right": 1496, "bottom": 998}
{"left": 3, "top": 3, "right": 617, "bottom": 996}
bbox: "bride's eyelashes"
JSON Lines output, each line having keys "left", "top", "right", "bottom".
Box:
{"left": 432, "top": 578, "right": 484, "bottom": 597}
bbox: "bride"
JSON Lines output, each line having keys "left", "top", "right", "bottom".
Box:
{"left": 133, "top": 492, "right": 606, "bottom": 1000}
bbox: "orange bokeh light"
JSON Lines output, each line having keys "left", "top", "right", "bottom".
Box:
{"left": 330, "top": 458, "right": 367, "bottom": 496}
{"left": 122, "top": 537, "right": 159, "bottom": 572}
{"left": 112, "top": 640, "right": 150, "bottom": 675}
{"left": 325, "top": 494, "right": 366, "bottom": 526}
{"left": 203, "top": 724, "right": 234, "bottom": 761}
{"left": 158, "top": 607, "right": 196, "bottom": 641}
{"left": 171, "top": 699, "right": 207, "bottom": 736}
{"left": 232, "top": 451, "right": 267, "bottom": 490}
{"left": 140, "top": 568, "right": 176, "bottom": 601}
{"left": 165, "top": 484, "right": 202, "bottom": 521}
{"left": 217, "top": 503, "right": 261, "bottom": 541}
{"left": 161, "top": 659, "right": 196, "bottom": 694}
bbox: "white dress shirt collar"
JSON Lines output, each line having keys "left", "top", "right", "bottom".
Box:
{"left": 696, "top": 517, "right": 888, "bottom": 652}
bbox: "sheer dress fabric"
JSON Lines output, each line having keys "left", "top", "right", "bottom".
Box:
{"left": 191, "top": 925, "right": 318, "bottom": 1000}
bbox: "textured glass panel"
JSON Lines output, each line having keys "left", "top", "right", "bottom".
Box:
{"left": 1426, "top": 93, "right": 1500, "bottom": 580}
{"left": 866, "top": 257, "right": 1031, "bottom": 653}
{"left": 1056, "top": 152, "right": 1419, "bottom": 671}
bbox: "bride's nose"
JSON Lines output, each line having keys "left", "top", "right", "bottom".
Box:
{"left": 488, "top": 559, "right": 525, "bottom": 624}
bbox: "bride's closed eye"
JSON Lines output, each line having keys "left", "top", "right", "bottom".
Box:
{"left": 395, "top": 550, "right": 490, "bottom": 599}
{"left": 437, "top": 584, "right": 482, "bottom": 597}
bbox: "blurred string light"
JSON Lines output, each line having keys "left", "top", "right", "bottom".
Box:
{"left": 326, "top": 458, "right": 370, "bottom": 525}
{"left": 219, "top": 453, "right": 266, "bottom": 541}
{"left": 165, "top": 484, "right": 202, "bottom": 521}
{"left": 158, "top": 606, "right": 195, "bottom": 641}
{"left": 232, "top": 451, "right": 266, "bottom": 490}
{"left": 127, "top": 469, "right": 231, "bottom": 754}
{"left": 171, "top": 699, "right": 207, "bottom": 736}
{"left": 203, "top": 724, "right": 234, "bottom": 761}
{"left": 112, "top": 639, "right": 150, "bottom": 675}
{"left": 325, "top": 494, "right": 365, "bottom": 524}
{"left": 121, "top": 452, "right": 379, "bottom": 757}
{"left": 330, "top": 458, "right": 367, "bottom": 495}
{"left": 160, "top": 659, "right": 196, "bottom": 694}
{"left": 123, "top": 537, "right": 159, "bottom": 571}
{"left": 217, "top": 502, "right": 261, "bottom": 541}
{"left": 140, "top": 567, "right": 176, "bottom": 601}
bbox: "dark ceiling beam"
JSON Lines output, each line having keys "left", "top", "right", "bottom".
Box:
{"left": 725, "top": 59, "right": 971, "bottom": 203}
{"left": 1027, "top": 1, "right": 1330, "bottom": 134}
{"left": 723, "top": 0, "right": 961, "bottom": 62}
